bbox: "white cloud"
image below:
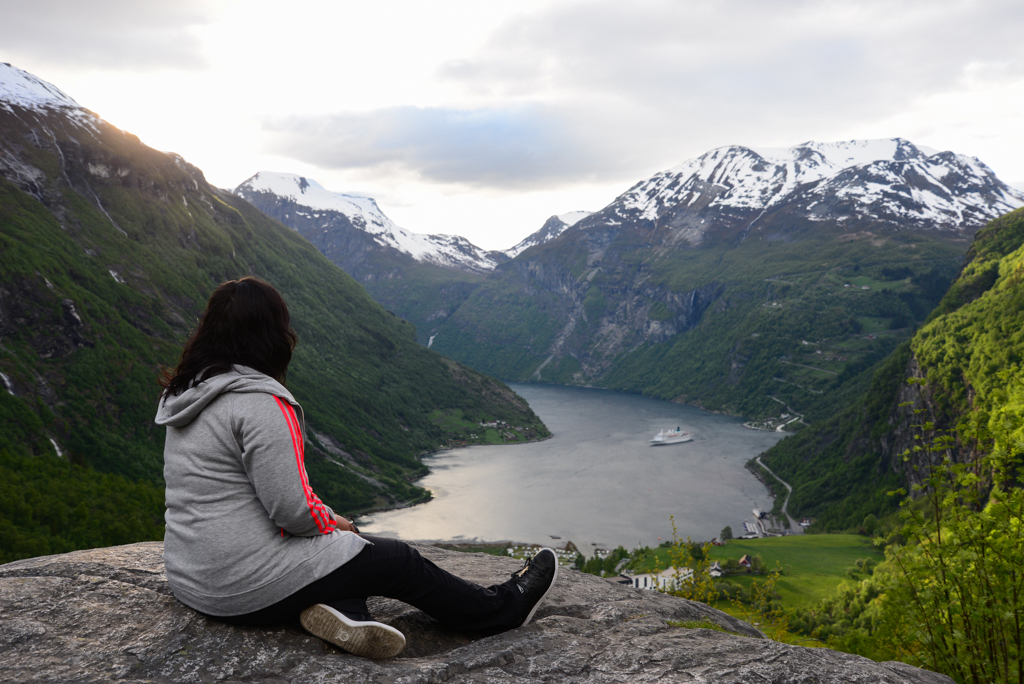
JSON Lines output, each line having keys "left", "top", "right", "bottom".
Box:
{"left": 0, "top": 0, "right": 214, "bottom": 71}
{"left": 263, "top": 104, "right": 636, "bottom": 189}
{"left": 260, "top": 0, "right": 1024, "bottom": 193}
{"left": 441, "top": 0, "right": 1024, "bottom": 109}
{"left": 2, "top": 0, "right": 1023, "bottom": 247}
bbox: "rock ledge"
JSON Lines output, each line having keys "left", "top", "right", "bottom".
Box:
{"left": 0, "top": 542, "right": 951, "bottom": 683}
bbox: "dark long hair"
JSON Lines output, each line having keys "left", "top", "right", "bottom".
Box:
{"left": 160, "top": 277, "right": 298, "bottom": 396}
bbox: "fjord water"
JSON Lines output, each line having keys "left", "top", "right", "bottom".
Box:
{"left": 359, "top": 384, "right": 785, "bottom": 550}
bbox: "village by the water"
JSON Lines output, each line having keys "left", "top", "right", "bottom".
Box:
{"left": 452, "top": 506, "right": 813, "bottom": 592}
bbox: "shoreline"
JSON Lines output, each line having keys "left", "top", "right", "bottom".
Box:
{"left": 415, "top": 432, "right": 554, "bottom": 460}
{"left": 510, "top": 379, "right": 776, "bottom": 424}
{"left": 355, "top": 382, "right": 783, "bottom": 541}
{"left": 351, "top": 433, "right": 555, "bottom": 522}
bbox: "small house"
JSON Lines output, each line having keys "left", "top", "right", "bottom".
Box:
{"left": 630, "top": 567, "right": 694, "bottom": 591}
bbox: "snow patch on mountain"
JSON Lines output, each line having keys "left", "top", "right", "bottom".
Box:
{"left": 557, "top": 211, "right": 591, "bottom": 227}
{"left": 504, "top": 210, "right": 593, "bottom": 259}
{"left": 616, "top": 138, "right": 1024, "bottom": 232}
{"left": 235, "top": 172, "right": 498, "bottom": 272}
{"left": 0, "top": 63, "right": 98, "bottom": 131}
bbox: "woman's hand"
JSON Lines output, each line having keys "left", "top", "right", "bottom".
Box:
{"left": 333, "top": 513, "right": 359, "bottom": 533}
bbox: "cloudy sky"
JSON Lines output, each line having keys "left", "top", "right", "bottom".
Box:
{"left": 3, "top": 0, "right": 1022, "bottom": 249}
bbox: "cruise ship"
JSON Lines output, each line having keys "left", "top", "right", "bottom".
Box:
{"left": 649, "top": 427, "right": 692, "bottom": 445}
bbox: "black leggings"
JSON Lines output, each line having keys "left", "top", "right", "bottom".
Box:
{"left": 213, "top": 536, "right": 525, "bottom": 635}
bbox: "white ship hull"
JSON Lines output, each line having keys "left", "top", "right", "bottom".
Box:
{"left": 650, "top": 428, "right": 692, "bottom": 445}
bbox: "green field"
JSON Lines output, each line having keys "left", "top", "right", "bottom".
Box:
{"left": 636, "top": 534, "right": 882, "bottom": 609}
{"left": 711, "top": 535, "right": 882, "bottom": 608}
{"left": 855, "top": 316, "right": 894, "bottom": 333}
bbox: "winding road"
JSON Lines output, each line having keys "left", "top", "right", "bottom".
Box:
{"left": 755, "top": 455, "right": 803, "bottom": 534}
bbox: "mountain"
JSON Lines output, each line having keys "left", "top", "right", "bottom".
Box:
{"left": 429, "top": 138, "right": 1023, "bottom": 423}
{"left": 0, "top": 63, "right": 548, "bottom": 563}
{"left": 505, "top": 211, "right": 592, "bottom": 259}
{"left": 234, "top": 175, "right": 599, "bottom": 345}
{"left": 614, "top": 139, "right": 1021, "bottom": 242}
{"left": 760, "top": 205, "right": 1024, "bottom": 531}
{"left": 235, "top": 171, "right": 502, "bottom": 274}
{"left": 234, "top": 172, "right": 511, "bottom": 345}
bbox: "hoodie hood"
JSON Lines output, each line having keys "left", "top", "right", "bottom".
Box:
{"left": 155, "top": 365, "right": 296, "bottom": 428}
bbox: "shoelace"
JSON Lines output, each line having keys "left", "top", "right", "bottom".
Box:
{"left": 512, "top": 557, "right": 533, "bottom": 580}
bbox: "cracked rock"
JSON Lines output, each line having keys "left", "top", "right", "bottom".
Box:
{"left": 0, "top": 542, "right": 951, "bottom": 683}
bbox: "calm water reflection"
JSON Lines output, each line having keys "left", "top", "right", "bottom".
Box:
{"left": 358, "top": 384, "right": 785, "bottom": 550}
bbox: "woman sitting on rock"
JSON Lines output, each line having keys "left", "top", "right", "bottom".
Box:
{"left": 155, "top": 277, "right": 557, "bottom": 659}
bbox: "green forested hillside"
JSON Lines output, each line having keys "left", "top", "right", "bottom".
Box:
{"left": 359, "top": 263, "right": 487, "bottom": 346}
{"left": 434, "top": 223, "right": 963, "bottom": 423}
{"left": 761, "top": 207, "right": 1024, "bottom": 530}
{"left": 0, "top": 101, "right": 547, "bottom": 562}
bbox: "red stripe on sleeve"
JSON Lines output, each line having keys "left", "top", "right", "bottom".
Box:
{"left": 273, "top": 396, "right": 336, "bottom": 534}
{"left": 274, "top": 396, "right": 332, "bottom": 533}
{"left": 282, "top": 401, "right": 336, "bottom": 533}
{"left": 275, "top": 397, "right": 331, "bottom": 533}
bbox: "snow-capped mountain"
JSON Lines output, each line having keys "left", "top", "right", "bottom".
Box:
{"left": 1, "top": 61, "right": 80, "bottom": 112}
{"left": 609, "top": 138, "right": 1024, "bottom": 243}
{"left": 0, "top": 62, "right": 98, "bottom": 130}
{"left": 235, "top": 172, "right": 499, "bottom": 273}
{"left": 427, "top": 137, "right": 1023, "bottom": 394}
{"left": 0, "top": 63, "right": 105, "bottom": 197}
{"left": 505, "top": 211, "right": 592, "bottom": 258}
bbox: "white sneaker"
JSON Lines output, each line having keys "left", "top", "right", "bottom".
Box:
{"left": 299, "top": 603, "right": 406, "bottom": 659}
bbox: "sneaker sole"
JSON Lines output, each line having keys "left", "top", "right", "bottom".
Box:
{"left": 300, "top": 604, "right": 406, "bottom": 659}
{"left": 521, "top": 548, "right": 559, "bottom": 627}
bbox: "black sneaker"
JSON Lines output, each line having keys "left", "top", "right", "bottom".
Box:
{"left": 299, "top": 604, "right": 406, "bottom": 659}
{"left": 511, "top": 547, "right": 558, "bottom": 626}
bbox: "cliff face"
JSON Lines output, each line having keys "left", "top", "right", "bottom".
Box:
{"left": 885, "top": 207, "right": 1024, "bottom": 478}
{"left": 0, "top": 543, "right": 951, "bottom": 683}
{"left": 878, "top": 355, "right": 979, "bottom": 489}
{"left": 476, "top": 241, "right": 725, "bottom": 384}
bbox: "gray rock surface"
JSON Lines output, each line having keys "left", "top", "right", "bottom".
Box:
{"left": 0, "top": 542, "right": 951, "bottom": 683}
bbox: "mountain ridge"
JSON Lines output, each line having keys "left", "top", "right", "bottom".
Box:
{"left": 429, "top": 138, "right": 1020, "bottom": 426}
{"left": 236, "top": 171, "right": 503, "bottom": 273}
{"left": 595, "top": 138, "right": 1023, "bottom": 245}
{"left": 505, "top": 210, "right": 592, "bottom": 259}
{"left": 233, "top": 136, "right": 1021, "bottom": 432}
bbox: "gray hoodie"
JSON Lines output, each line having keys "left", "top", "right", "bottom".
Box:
{"left": 155, "top": 365, "right": 368, "bottom": 616}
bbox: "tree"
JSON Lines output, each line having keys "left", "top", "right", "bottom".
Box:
{"left": 720, "top": 525, "right": 734, "bottom": 541}
{"left": 658, "top": 516, "right": 718, "bottom": 605}
{"left": 730, "top": 563, "right": 791, "bottom": 642}
{"left": 875, "top": 373, "right": 1024, "bottom": 683}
